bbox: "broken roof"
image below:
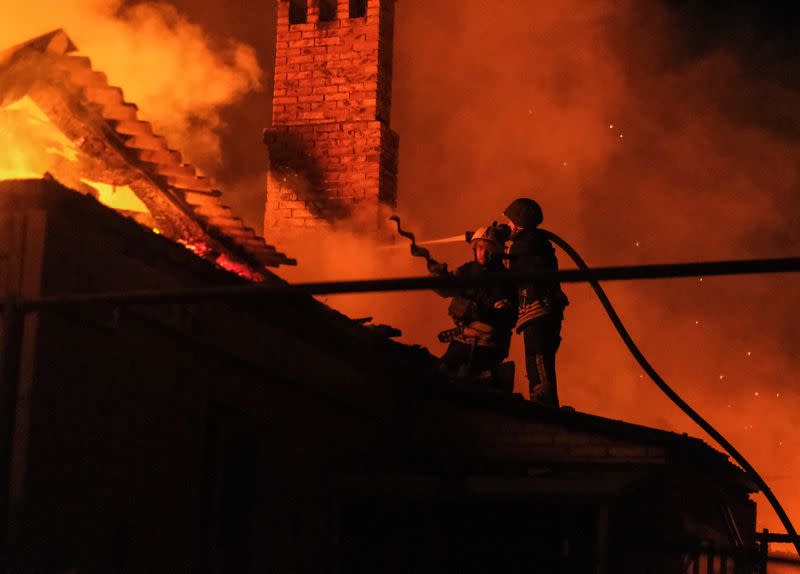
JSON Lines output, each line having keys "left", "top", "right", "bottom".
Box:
{"left": 0, "top": 29, "right": 295, "bottom": 276}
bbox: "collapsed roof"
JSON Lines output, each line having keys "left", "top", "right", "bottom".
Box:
{"left": 0, "top": 29, "right": 295, "bottom": 277}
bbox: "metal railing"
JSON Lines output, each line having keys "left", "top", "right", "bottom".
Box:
{"left": 756, "top": 530, "right": 800, "bottom": 573}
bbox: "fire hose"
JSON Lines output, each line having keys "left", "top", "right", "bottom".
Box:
{"left": 391, "top": 215, "right": 800, "bottom": 557}
{"left": 389, "top": 215, "right": 442, "bottom": 270}
{"left": 542, "top": 228, "right": 800, "bottom": 558}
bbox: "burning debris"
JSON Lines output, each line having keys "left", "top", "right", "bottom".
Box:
{"left": 0, "top": 29, "right": 295, "bottom": 279}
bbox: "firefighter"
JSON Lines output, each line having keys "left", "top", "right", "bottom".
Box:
{"left": 429, "top": 224, "right": 518, "bottom": 385}
{"left": 503, "top": 198, "right": 568, "bottom": 406}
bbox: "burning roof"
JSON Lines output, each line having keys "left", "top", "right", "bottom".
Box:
{"left": 0, "top": 29, "right": 295, "bottom": 278}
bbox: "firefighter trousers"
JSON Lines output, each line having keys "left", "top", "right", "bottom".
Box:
{"left": 521, "top": 314, "right": 562, "bottom": 407}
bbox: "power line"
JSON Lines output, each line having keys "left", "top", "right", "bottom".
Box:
{"left": 8, "top": 255, "right": 800, "bottom": 310}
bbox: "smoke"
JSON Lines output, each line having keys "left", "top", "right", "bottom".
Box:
{"left": 0, "top": 0, "right": 262, "bottom": 172}
{"left": 278, "top": 0, "right": 635, "bottom": 377}
{"left": 263, "top": 0, "right": 800, "bottom": 534}
{"left": 271, "top": 4, "right": 800, "bottom": 538}
{"left": 272, "top": 205, "right": 454, "bottom": 353}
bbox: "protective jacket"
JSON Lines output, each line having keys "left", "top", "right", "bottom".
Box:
{"left": 434, "top": 259, "right": 518, "bottom": 356}
{"left": 506, "top": 228, "right": 568, "bottom": 331}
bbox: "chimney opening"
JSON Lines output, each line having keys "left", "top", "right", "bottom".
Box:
{"left": 289, "top": 0, "right": 308, "bottom": 25}
{"left": 349, "top": 0, "right": 367, "bottom": 18}
{"left": 319, "top": 0, "right": 337, "bottom": 22}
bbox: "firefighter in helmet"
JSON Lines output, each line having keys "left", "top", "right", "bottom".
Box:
{"left": 503, "top": 198, "right": 568, "bottom": 406}
{"left": 428, "top": 223, "right": 518, "bottom": 384}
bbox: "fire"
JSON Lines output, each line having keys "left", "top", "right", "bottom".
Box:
{"left": 0, "top": 95, "right": 151, "bottom": 215}
{"left": 177, "top": 239, "right": 264, "bottom": 281}
{"left": 0, "top": 1, "right": 261, "bottom": 174}
{"left": 177, "top": 239, "right": 212, "bottom": 258}
{"left": 80, "top": 180, "right": 148, "bottom": 213}
{"left": 214, "top": 254, "right": 265, "bottom": 283}
{"left": 0, "top": 96, "right": 78, "bottom": 179}
{"left": 0, "top": 28, "right": 291, "bottom": 277}
{"left": 0, "top": 93, "right": 260, "bottom": 280}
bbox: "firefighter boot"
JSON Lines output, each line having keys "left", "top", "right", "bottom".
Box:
{"left": 528, "top": 353, "right": 559, "bottom": 407}
{"left": 491, "top": 361, "right": 515, "bottom": 393}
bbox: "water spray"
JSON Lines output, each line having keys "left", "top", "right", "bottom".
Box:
{"left": 413, "top": 234, "right": 467, "bottom": 246}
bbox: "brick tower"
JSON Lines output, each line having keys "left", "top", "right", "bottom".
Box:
{"left": 264, "top": 0, "right": 399, "bottom": 236}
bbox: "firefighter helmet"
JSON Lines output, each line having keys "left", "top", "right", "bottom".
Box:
{"left": 466, "top": 223, "right": 508, "bottom": 251}
{"left": 504, "top": 198, "right": 543, "bottom": 229}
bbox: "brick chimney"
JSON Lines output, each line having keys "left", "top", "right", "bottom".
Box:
{"left": 264, "top": 0, "right": 399, "bottom": 237}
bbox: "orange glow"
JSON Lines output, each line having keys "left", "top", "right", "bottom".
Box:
{"left": 214, "top": 253, "right": 264, "bottom": 282}
{"left": 81, "top": 180, "right": 149, "bottom": 213}
{"left": 3, "top": 0, "right": 799, "bottom": 541}
{"left": 177, "top": 239, "right": 212, "bottom": 258}
{"left": 0, "top": 96, "right": 78, "bottom": 180}
{"left": 177, "top": 239, "right": 263, "bottom": 280}
{"left": 278, "top": 0, "right": 800, "bottom": 537}
{"left": 0, "top": 91, "right": 268, "bottom": 280}
{"left": 0, "top": 0, "right": 261, "bottom": 174}
{"left": 0, "top": 96, "right": 153, "bottom": 217}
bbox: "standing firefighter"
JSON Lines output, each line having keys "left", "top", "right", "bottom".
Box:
{"left": 429, "top": 224, "right": 518, "bottom": 387}
{"left": 504, "top": 198, "right": 568, "bottom": 406}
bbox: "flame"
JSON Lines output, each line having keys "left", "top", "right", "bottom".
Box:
{"left": 177, "top": 239, "right": 211, "bottom": 257}
{"left": 80, "top": 180, "right": 148, "bottom": 213}
{"left": 1, "top": 1, "right": 261, "bottom": 173}
{"left": 0, "top": 95, "right": 152, "bottom": 217}
{"left": 177, "top": 240, "right": 264, "bottom": 281}
{"left": 0, "top": 94, "right": 261, "bottom": 281}
{"left": 214, "top": 253, "right": 264, "bottom": 282}
{"left": 0, "top": 96, "right": 79, "bottom": 180}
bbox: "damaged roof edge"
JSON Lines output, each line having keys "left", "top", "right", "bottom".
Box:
{"left": 0, "top": 29, "right": 76, "bottom": 67}
{"left": 0, "top": 29, "right": 295, "bottom": 276}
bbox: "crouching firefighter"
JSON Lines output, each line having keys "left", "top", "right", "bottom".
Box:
{"left": 428, "top": 224, "right": 518, "bottom": 389}
{"left": 504, "top": 198, "right": 569, "bottom": 407}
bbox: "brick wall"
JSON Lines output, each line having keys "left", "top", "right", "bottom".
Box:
{"left": 264, "top": 0, "right": 398, "bottom": 236}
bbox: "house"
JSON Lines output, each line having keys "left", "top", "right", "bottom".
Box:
{"left": 0, "top": 178, "right": 758, "bottom": 572}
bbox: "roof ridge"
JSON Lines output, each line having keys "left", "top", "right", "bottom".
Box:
{"left": 1, "top": 29, "right": 76, "bottom": 65}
